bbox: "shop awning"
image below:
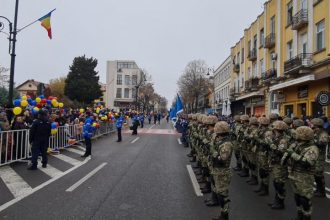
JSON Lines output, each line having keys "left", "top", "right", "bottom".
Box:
{"left": 269, "top": 75, "right": 315, "bottom": 91}
{"left": 236, "top": 91, "right": 263, "bottom": 101}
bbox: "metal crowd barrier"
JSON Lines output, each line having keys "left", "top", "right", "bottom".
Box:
{"left": 0, "top": 122, "right": 115, "bottom": 167}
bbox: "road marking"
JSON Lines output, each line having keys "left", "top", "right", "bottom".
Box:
{"left": 149, "top": 124, "right": 155, "bottom": 130}
{"left": 0, "top": 157, "right": 91, "bottom": 212}
{"left": 37, "top": 164, "right": 63, "bottom": 178}
{"left": 66, "top": 162, "right": 107, "bottom": 192}
{"left": 178, "top": 138, "right": 182, "bottom": 145}
{"left": 53, "top": 154, "right": 82, "bottom": 166}
{"left": 0, "top": 166, "right": 32, "bottom": 198}
{"left": 325, "top": 172, "right": 330, "bottom": 175}
{"left": 66, "top": 147, "right": 85, "bottom": 155}
{"left": 186, "top": 165, "right": 203, "bottom": 197}
{"left": 75, "top": 145, "right": 86, "bottom": 152}
{"left": 131, "top": 137, "right": 140, "bottom": 144}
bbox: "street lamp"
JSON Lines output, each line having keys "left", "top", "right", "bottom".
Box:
{"left": 0, "top": 0, "right": 20, "bottom": 107}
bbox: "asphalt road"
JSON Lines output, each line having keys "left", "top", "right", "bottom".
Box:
{"left": 0, "top": 121, "right": 329, "bottom": 220}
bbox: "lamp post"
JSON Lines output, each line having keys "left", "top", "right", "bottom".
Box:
{"left": 0, "top": 0, "right": 19, "bottom": 107}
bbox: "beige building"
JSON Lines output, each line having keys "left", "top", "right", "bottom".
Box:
{"left": 106, "top": 60, "right": 143, "bottom": 110}
{"left": 16, "top": 79, "right": 49, "bottom": 98}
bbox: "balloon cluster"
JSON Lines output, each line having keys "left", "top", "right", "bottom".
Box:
{"left": 12, "top": 95, "right": 65, "bottom": 116}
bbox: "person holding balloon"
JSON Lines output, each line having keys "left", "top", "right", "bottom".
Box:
{"left": 28, "top": 109, "right": 52, "bottom": 170}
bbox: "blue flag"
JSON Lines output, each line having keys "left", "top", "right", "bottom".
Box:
{"left": 176, "top": 94, "right": 183, "bottom": 114}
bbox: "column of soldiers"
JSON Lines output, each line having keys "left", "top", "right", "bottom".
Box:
{"left": 185, "top": 113, "right": 329, "bottom": 220}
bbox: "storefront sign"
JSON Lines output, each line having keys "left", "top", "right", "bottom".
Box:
{"left": 297, "top": 86, "right": 308, "bottom": 99}
{"left": 316, "top": 91, "right": 330, "bottom": 106}
{"left": 251, "top": 97, "right": 263, "bottom": 104}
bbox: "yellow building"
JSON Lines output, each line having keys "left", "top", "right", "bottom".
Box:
{"left": 229, "top": 0, "right": 330, "bottom": 117}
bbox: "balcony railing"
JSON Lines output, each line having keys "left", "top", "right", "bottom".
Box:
{"left": 245, "top": 78, "right": 260, "bottom": 91}
{"left": 233, "top": 64, "right": 240, "bottom": 73}
{"left": 292, "top": 10, "right": 308, "bottom": 30}
{"left": 264, "top": 33, "right": 276, "bottom": 49}
{"left": 261, "top": 68, "right": 277, "bottom": 82}
{"left": 248, "top": 49, "right": 257, "bottom": 61}
{"left": 284, "top": 53, "right": 313, "bottom": 74}
{"left": 230, "top": 88, "right": 240, "bottom": 97}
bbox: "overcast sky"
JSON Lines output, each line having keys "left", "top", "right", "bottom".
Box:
{"left": 1, "top": 0, "right": 264, "bottom": 103}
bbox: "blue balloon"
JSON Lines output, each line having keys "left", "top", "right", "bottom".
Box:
{"left": 46, "top": 100, "right": 52, "bottom": 105}
{"left": 39, "top": 95, "right": 45, "bottom": 99}
{"left": 31, "top": 100, "right": 36, "bottom": 106}
{"left": 27, "top": 98, "right": 32, "bottom": 104}
{"left": 13, "top": 99, "right": 21, "bottom": 107}
{"left": 51, "top": 122, "right": 57, "bottom": 129}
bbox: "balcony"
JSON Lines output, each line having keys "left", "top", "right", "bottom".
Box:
{"left": 248, "top": 49, "right": 257, "bottom": 62}
{"left": 245, "top": 78, "right": 260, "bottom": 92}
{"left": 284, "top": 53, "right": 313, "bottom": 76}
{"left": 292, "top": 10, "right": 308, "bottom": 30}
{"left": 233, "top": 64, "right": 240, "bottom": 73}
{"left": 264, "top": 33, "right": 276, "bottom": 49}
{"left": 230, "top": 88, "right": 240, "bottom": 98}
{"left": 261, "top": 68, "right": 277, "bottom": 85}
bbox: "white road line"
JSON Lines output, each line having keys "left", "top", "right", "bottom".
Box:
{"left": 53, "top": 154, "right": 82, "bottom": 166}
{"left": 37, "top": 164, "right": 63, "bottom": 178}
{"left": 0, "top": 157, "right": 90, "bottom": 212}
{"left": 186, "top": 165, "right": 203, "bottom": 197}
{"left": 149, "top": 124, "right": 155, "bottom": 130}
{"left": 0, "top": 166, "right": 32, "bottom": 198}
{"left": 325, "top": 172, "right": 330, "bottom": 175}
{"left": 313, "top": 183, "right": 330, "bottom": 193}
{"left": 66, "top": 147, "right": 85, "bottom": 155}
{"left": 131, "top": 137, "right": 140, "bottom": 144}
{"left": 75, "top": 145, "right": 86, "bottom": 152}
{"left": 178, "top": 138, "right": 182, "bottom": 145}
{"left": 66, "top": 162, "right": 107, "bottom": 192}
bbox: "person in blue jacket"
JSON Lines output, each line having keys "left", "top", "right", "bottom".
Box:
{"left": 139, "top": 113, "right": 145, "bottom": 128}
{"left": 115, "top": 113, "right": 124, "bottom": 142}
{"left": 81, "top": 116, "right": 95, "bottom": 157}
{"left": 132, "top": 114, "right": 140, "bottom": 135}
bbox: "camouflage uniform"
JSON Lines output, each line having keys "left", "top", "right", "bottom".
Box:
{"left": 245, "top": 117, "right": 259, "bottom": 185}
{"left": 232, "top": 115, "right": 242, "bottom": 171}
{"left": 211, "top": 121, "right": 233, "bottom": 220}
{"left": 311, "top": 118, "right": 329, "bottom": 197}
{"left": 286, "top": 126, "right": 319, "bottom": 220}
{"left": 238, "top": 115, "right": 250, "bottom": 177}
{"left": 267, "top": 120, "right": 290, "bottom": 209}
{"left": 254, "top": 117, "right": 271, "bottom": 196}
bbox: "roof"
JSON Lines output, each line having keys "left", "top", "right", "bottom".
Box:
{"left": 16, "top": 79, "right": 49, "bottom": 90}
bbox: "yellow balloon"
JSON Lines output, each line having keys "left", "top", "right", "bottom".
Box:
{"left": 13, "top": 107, "right": 22, "bottom": 115}
{"left": 21, "top": 100, "right": 28, "bottom": 107}
{"left": 35, "top": 97, "right": 41, "bottom": 103}
{"left": 59, "top": 103, "right": 64, "bottom": 108}
{"left": 51, "top": 129, "right": 58, "bottom": 135}
{"left": 33, "top": 107, "right": 39, "bottom": 112}
{"left": 92, "top": 122, "right": 97, "bottom": 127}
{"left": 21, "top": 95, "right": 27, "bottom": 100}
{"left": 53, "top": 102, "right": 59, "bottom": 108}
{"left": 80, "top": 109, "right": 84, "bottom": 113}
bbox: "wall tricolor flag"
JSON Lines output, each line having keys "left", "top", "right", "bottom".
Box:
{"left": 38, "top": 9, "right": 56, "bottom": 39}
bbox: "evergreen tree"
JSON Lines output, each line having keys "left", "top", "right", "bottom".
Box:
{"left": 64, "top": 55, "right": 102, "bottom": 106}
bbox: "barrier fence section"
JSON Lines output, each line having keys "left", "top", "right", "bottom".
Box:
{"left": 0, "top": 122, "right": 115, "bottom": 167}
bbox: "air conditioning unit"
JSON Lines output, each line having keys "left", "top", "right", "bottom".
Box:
{"left": 271, "top": 53, "right": 277, "bottom": 60}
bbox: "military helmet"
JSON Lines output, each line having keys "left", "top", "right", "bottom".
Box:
{"left": 295, "top": 126, "right": 314, "bottom": 141}
{"left": 192, "top": 114, "right": 197, "bottom": 120}
{"left": 234, "top": 115, "right": 241, "bottom": 122}
{"left": 214, "top": 121, "right": 230, "bottom": 134}
{"left": 293, "top": 119, "right": 304, "bottom": 128}
{"left": 204, "top": 115, "right": 218, "bottom": 125}
{"left": 249, "top": 117, "right": 259, "bottom": 125}
{"left": 311, "top": 118, "right": 324, "bottom": 127}
{"left": 188, "top": 114, "right": 192, "bottom": 119}
{"left": 283, "top": 117, "right": 293, "bottom": 125}
{"left": 240, "top": 115, "right": 249, "bottom": 122}
{"left": 269, "top": 113, "right": 279, "bottom": 121}
{"left": 196, "top": 114, "right": 203, "bottom": 123}
{"left": 272, "top": 120, "right": 288, "bottom": 131}
{"left": 259, "top": 117, "right": 270, "bottom": 125}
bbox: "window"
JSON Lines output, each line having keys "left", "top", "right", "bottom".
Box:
{"left": 124, "top": 75, "right": 130, "bottom": 85}
{"left": 300, "top": 33, "right": 308, "bottom": 54}
{"left": 253, "top": 63, "right": 257, "bottom": 77}
{"left": 260, "top": 29, "right": 264, "bottom": 47}
{"left": 248, "top": 67, "right": 251, "bottom": 79}
{"left": 287, "top": 41, "right": 293, "bottom": 60}
{"left": 132, "top": 87, "right": 136, "bottom": 98}
{"left": 237, "top": 52, "right": 240, "bottom": 64}
{"left": 124, "top": 88, "right": 129, "bottom": 98}
{"left": 301, "top": 0, "right": 307, "bottom": 10}
{"left": 132, "top": 75, "right": 137, "bottom": 85}
{"left": 260, "top": 59, "right": 265, "bottom": 74}
{"left": 241, "top": 48, "right": 244, "bottom": 63}
{"left": 271, "top": 16, "right": 276, "bottom": 34}
{"left": 241, "top": 76, "right": 244, "bottom": 88}
{"left": 117, "top": 74, "right": 122, "bottom": 85}
{"left": 271, "top": 92, "right": 279, "bottom": 110}
{"left": 116, "top": 88, "right": 122, "bottom": 98}
{"left": 316, "top": 20, "right": 325, "bottom": 51}
{"left": 287, "top": 1, "right": 293, "bottom": 25}
{"left": 253, "top": 35, "right": 257, "bottom": 49}
{"left": 117, "top": 62, "right": 135, "bottom": 71}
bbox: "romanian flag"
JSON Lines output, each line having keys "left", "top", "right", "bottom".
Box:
{"left": 38, "top": 9, "right": 56, "bottom": 39}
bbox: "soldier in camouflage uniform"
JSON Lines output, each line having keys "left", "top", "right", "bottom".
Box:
{"left": 245, "top": 117, "right": 259, "bottom": 185}
{"left": 285, "top": 126, "right": 319, "bottom": 220}
{"left": 254, "top": 117, "right": 271, "bottom": 196}
{"left": 232, "top": 115, "right": 242, "bottom": 171}
{"left": 311, "top": 118, "right": 329, "bottom": 197}
{"left": 187, "top": 114, "right": 197, "bottom": 158}
{"left": 269, "top": 113, "right": 279, "bottom": 128}
{"left": 238, "top": 115, "right": 250, "bottom": 177}
{"left": 211, "top": 121, "right": 233, "bottom": 220}
{"left": 267, "top": 120, "right": 290, "bottom": 209}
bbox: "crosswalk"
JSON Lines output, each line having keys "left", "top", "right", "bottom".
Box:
{"left": 0, "top": 145, "right": 88, "bottom": 210}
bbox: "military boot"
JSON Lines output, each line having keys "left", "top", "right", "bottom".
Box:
{"left": 314, "top": 176, "right": 326, "bottom": 197}
{"left": 238, "top": 167, "right": 249, "bottom": 177}
{"left": 205, "top": 191, "right": 219, "bottom": 207}
{"left": 292, "top": 211, "right": 303, "bottom": 220}
{"left": 190, "top": 156, "right": 196, "bottom": 163}
{"left": 247, "top": 175, "right": 258, "bottom": 185}
{"left": 213, "top": 212, "right": 228, "bottom": 220}
{"left": 271, "top": 198, "right": 284, "bottom": 210}
{"left": 233, "top": 163, "right": 242, "bottom": 171}
{"left": 302, "top": 214, "right": 311, "bottom": 220}
{"left": 257, "top": 184, "right": 269, "bottom": 196}
{"left": 201, "top": 181, "right": 211, "bottom": 194}
{"left": 253, "top": 183, "right": 263, "bottom": 193}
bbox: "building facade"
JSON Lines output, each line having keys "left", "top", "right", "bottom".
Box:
{"left": 106, "top": 60, "right": 143, "bottom": 110}
{"left": 16, "top": 79, "right": 49, "bottom": 99}
{"left": 227, "top": 0, "right": 330, "bottom": 117}
{"left": 214, "top": 56, "right": 232, "bottom": 114}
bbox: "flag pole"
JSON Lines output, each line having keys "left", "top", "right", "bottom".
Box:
{"left": 17, "top": 8, "right": 56, "bottom": 33}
